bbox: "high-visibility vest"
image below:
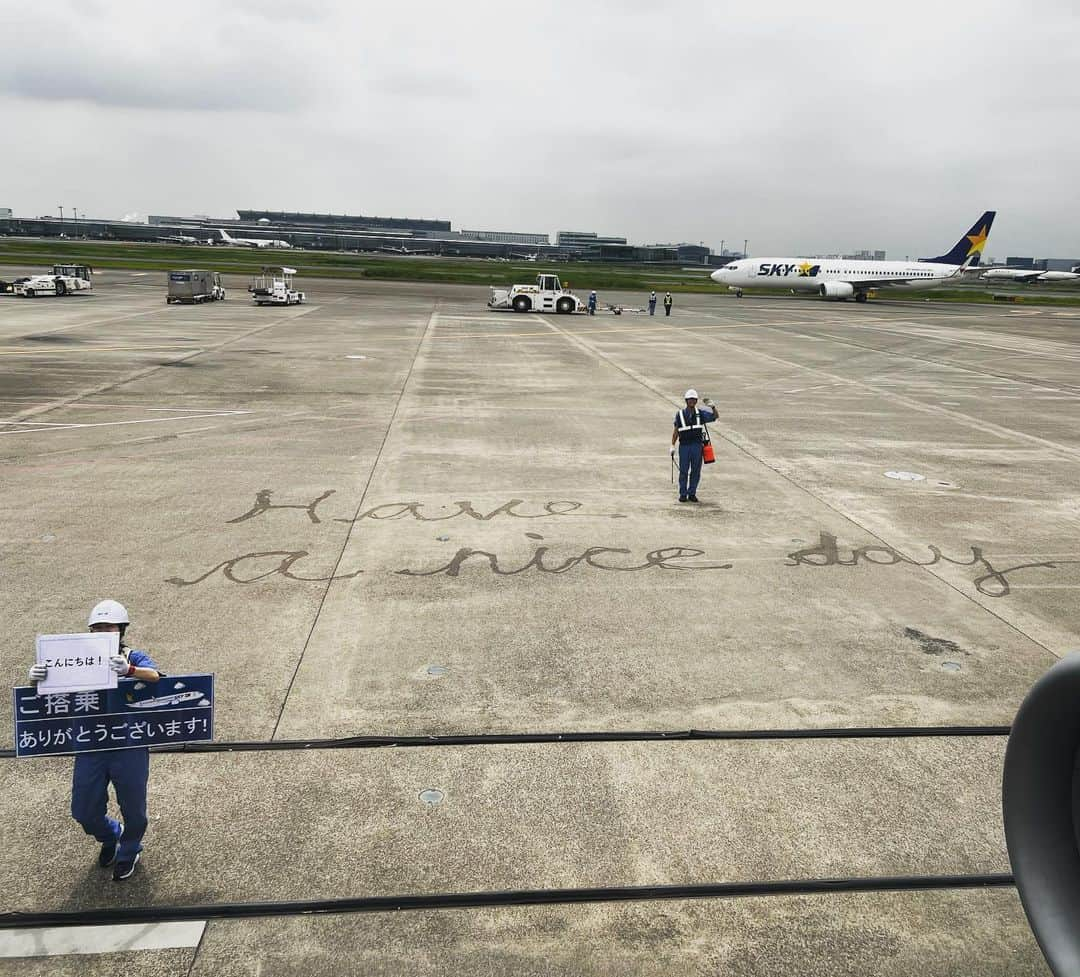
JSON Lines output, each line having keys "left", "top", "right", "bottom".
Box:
{"left": 675, "top": 409, "right": 705, "bottom": 444}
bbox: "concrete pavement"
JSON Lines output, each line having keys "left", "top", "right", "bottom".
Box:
{"left": 2, "top": 271, "right": 1073, "bottom": 973}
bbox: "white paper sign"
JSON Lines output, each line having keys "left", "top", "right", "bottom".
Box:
{"left": 36, "top": 633, "right": 119, "bottom": 694}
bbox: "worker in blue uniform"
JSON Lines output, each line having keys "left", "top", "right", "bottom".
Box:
{"left": 669, "top": 388, "right": 718, "bottom": 503}
{"left": 28, "top": 599, "right": 162, "bottom": 881}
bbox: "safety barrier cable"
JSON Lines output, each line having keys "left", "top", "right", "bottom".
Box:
{"left": 0, "top": 724, "right": 1012, "bottom": 759}
{"left": 0, "top": 873, "right": 1016, "bottom": 929}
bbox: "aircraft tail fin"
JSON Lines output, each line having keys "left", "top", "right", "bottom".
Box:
{"left": 218, "top": 228, "right": 234, "bottom": 243}
{"left": 921, "top": 211, "right": 995, "bottom": 266}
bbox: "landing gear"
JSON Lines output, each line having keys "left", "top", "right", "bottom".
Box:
{"left": 854, "top": 292, "right": 869, "bottom": 303}
{"left": 734, "top": 289, "right": 743, "bottom": 299}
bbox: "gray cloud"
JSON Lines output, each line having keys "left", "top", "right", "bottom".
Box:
{"left": 372, "top": 72, "right": 477, "bottom": 100}
{"left": 10, "top": 61, "right": 312, "bottom": 112}
{"left": 1, "top": 0, "right": 1079, "bottom": 258}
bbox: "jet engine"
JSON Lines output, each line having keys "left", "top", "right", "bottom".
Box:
{"left": 1003, "top": 654, "right": 1080, "bottom": 975}
{"left": 818, "top": 281, "right": 855, "bottom": 300}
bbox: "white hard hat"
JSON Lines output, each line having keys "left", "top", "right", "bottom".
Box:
{"left": 684, "top": 389, "right": 699, "bottom": 400}
{"left": 88, "top": 599, "right": 129, "bottom": 627}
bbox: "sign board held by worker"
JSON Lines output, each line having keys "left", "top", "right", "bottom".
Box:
{"left": 13, "top": 674, "right": 215, "bottom": 758}
{"left": 36, "top": 632, "right": 119, "bottom": 694}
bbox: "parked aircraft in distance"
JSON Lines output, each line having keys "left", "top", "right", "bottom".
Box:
{"left": 217, "top": 228, "right": 292, "bottom": 249}
{"left": 379, "top": 245, "right": 436, "bottom": 255}
{"left": 981, "top": 267, "right": 1080, "bottom": 284}
{"left": 711, "top": 211, "right": 996, "bottom": 302}
{"left": 511, "top": 252, "right": 540, "bottom": 261}
{"left": 157, "top": 234, "right": 205, "bottom": 245}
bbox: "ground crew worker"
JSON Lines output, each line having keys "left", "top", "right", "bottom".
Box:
{"left": 648, "top": 291, "right": 657, "bottom": 315}
{"left": 664, "top": 292, "right": 673, "bottom": 316}
{"left": 669, "top": 389, "right": 718, "bottom": 502}
{"left": 588, "top": 290, "right": 597, "bottom": 315}
{"left": 28, "top": 600, "right": 162, "bottom": 881}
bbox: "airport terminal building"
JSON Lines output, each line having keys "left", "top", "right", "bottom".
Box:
{"left": 0, "top": 208, "right": 725, "bottom": 265}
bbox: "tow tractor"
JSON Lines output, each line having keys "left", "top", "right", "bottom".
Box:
{"left": 248, "top": 266, "right": 305, "bottom": 306}
{"left": 12, "top": 264, "right": 93, "bottom": 297}
{"left": 488, "top": 273, "right": 585, "bottom": 314}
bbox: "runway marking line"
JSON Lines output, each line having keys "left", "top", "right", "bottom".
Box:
{"left": 0, "top": 344, "right": 205, "bottom": 357}
{"left": 426, "top": 321, "right": 755, "bottom": 341}
{"left": 0, "top": 409, "right": 251, "bottom": 436}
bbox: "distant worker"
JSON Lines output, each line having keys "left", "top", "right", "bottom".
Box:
{"left": 28, "top": 600, "right": 162, "bottom": 882}
{"left": 588, "top": 290, "right": 597, "bottom": 315}
{"left": 648, "top": 291, "right": 657, "bottom": 315}
{"left": 664, "top": 292, "right": 673, "bottom": 316}
{"left": 669, "top": 389, "right": 718, "bottom": 503}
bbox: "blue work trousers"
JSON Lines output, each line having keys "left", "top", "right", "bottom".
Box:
{"left": 71, "top": 748, "right": 149, "bottom": 861}
{"left": 678, "top": 442, "right": 703, "bottom": 497}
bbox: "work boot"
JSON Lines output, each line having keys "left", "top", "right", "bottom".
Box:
{"left": 688, "top": 495, "right": 700, "bottom": 503}
{"left": 112, "top": 852, "right": 140, "bottom": 882}
{"left": 678, "top": 496, "right": 687, "bottom": 503}
{"left": 98, "top": 823, "right": 123, "bottom": 868}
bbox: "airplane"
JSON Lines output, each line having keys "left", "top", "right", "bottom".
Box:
{"left": 511, "top": 252, "right": 540, "bottom": 261}
{"left": 379, "top": 244, "right": 435, "bottom": 255}
{"left": 711, "top": 211, "right": 996, "bottom": 302}
{"left": 217, "top": 228, "right": 292, "bottom": 249}
{"left": 157, "top": 233, "right": 205, "bottom": 245}
{"left": 980, "top": 267, "right": 1080, "bottom": 284}
{"left": 125, "top": 689, "right": 207, "bottom": 709}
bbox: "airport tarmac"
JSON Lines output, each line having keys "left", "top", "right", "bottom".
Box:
{"left": 2, "top": 269, "right": 1077, "bottom": 974}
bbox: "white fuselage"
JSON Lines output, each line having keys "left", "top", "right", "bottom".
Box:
{"left": 711, "top": 258, "right": 959, "bottom": 294}
{"left": 234, "top": 238, "right": 291, "bottom": 249}
{"left": 219, "top": 229, "right": 291, "bottom": 249}
{"left": 981, "top": 268, "right": 1080, "bottom": 284}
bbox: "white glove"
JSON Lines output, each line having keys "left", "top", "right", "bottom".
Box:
{"left": 29, "top": 663, "right": 47, "bottom": 682}
{"left": 703, "top": 397, "right": 713, "bottom": 406}
{"left": 109, "top": 654, "right": 129, "bottom": 675}
{"left": 669, "top": 446, "right": 676, "bottom": 457}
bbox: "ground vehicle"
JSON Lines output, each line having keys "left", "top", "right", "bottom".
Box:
{"left": 488, "top": 273, "right": 585, "bottom": 313}
{"left": 13, "top": 264, "right": 93, "bottom": 297}
{"left": 0, "top": 277, "right": 29, "bottom": 295}
{"left": 248, "top": 266, "right": 305, "bottom": 306}
{"left": 167, "top": 270, "right": 226, "bottom": 304}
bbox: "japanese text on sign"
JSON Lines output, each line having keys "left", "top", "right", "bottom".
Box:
{"left": 13, "top": 674, "right": 214, "bottom": 758}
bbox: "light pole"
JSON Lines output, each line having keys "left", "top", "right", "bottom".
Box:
{"left": 720, "top": 239, "right": 725, "bottom": 255}
{"left": 73, "top": 207, "right": 78, "bottom": 236}
{"left": 58, "top": 205, "right": 64, "bottom": 237}
{"left": 743, "top": 239, "right": 748, "bottom": 258}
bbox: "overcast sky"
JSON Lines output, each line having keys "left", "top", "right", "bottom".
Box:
{"left": 2, "top": 0, "right": 1078, "bottom": 258}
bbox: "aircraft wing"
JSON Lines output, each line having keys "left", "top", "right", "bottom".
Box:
{"left": 849, "top": 276, "right": 923, "bottom": 289}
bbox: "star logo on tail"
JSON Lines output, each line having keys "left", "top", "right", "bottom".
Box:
{"left": 966, "top": 225, "right": 990, "bottom": 257}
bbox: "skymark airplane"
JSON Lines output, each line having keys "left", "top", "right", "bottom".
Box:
{"left": 217, "top": 228, "right": 292, "bottom": 249}
{"left": 711, "top": 211, "right": 995, "bottom": 302}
